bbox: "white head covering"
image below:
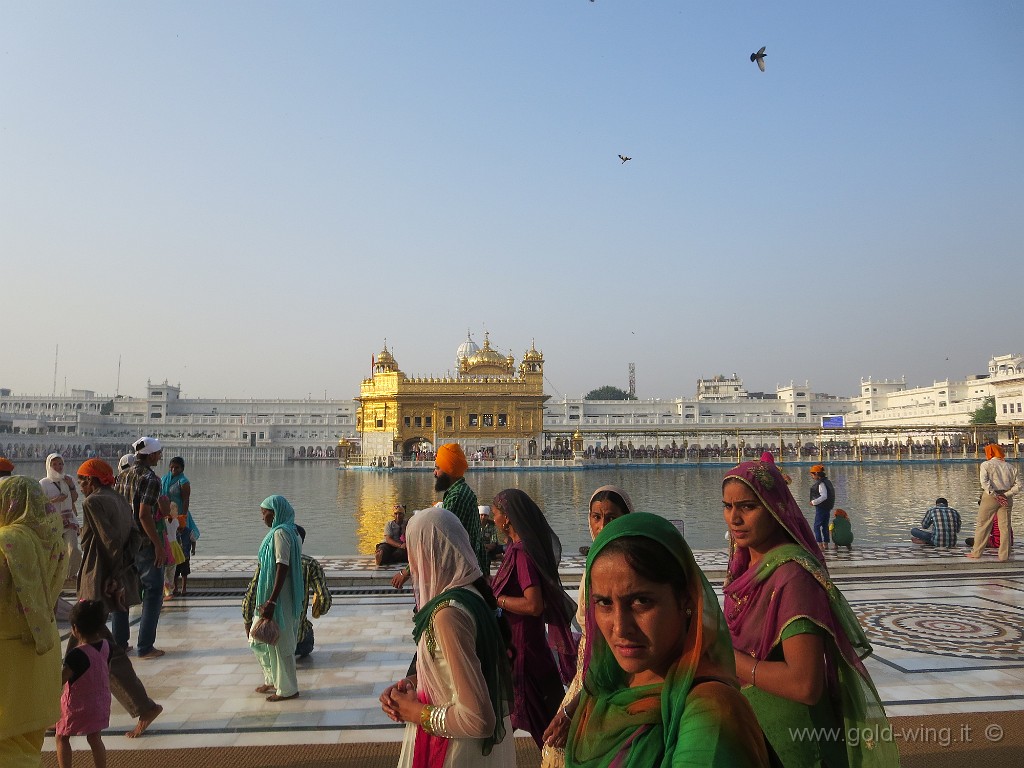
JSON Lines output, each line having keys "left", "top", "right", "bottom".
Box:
{"left": 132, "top": 436, "right": 163, "bottom": 455}
{"left": 118, "top": 454, "right": 136, "bottom": 472}
{"left": 45, "top": 453, "right": 65, "bottom": 483}
{"left": 406, "top": 506, "right": 482, "bottom": 610}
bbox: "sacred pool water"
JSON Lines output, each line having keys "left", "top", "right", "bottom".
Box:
{"left": 18, "top": 460, "right": 992, "bottom": 557}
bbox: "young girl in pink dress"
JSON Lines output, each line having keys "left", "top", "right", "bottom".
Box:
{"left": 55, "top": 600, "right": 112, "bottom": 768}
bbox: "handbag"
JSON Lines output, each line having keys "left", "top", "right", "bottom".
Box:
{"left": 249, "top": 616, "right": 281, "bottom": 645}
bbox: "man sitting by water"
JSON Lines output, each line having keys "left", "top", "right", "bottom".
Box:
{"left": 375, "top": 504, "right": 408, "bottom": 566}
{"left": 911, "top": 497, "right": 961, "bottom": 547}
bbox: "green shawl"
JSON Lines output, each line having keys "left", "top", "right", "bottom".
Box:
{"left": 566, "top": 513, "right": 768, "bottom": 768}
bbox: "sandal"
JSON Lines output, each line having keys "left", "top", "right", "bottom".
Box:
{"left": 267, "top": 692, "right": 300, "bottom": 702}
{"left": 255, "top": 684, "right": 275, "bottom": 694}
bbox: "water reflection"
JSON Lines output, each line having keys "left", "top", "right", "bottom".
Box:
{"left": 18, "top": 461, "right": 988, "bottom": 556}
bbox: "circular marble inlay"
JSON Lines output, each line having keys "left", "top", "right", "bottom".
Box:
{"left": 855, "top": 601, "right": 1024, "bottom": 660}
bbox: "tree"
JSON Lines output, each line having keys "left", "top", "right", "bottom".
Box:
{"left": 970, "top": 396, "right": 996, "bottom": 425}
{"left": 585, "top": 385, "right": 635, "bottom": 401}
{"left": 100, "top": 399, "right": 114, "bottom": 415}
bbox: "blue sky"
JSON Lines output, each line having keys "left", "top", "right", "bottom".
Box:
{"left": 2, "top": 2, "right": 1021, "bottom": 401}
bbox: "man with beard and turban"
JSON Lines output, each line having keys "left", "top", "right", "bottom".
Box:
{"left": 392, "top": 442, "right": 484, "bottom": 590}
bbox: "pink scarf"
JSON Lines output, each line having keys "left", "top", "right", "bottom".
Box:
{"left": 412, "top": 690, "right": 449, "bottom": 768}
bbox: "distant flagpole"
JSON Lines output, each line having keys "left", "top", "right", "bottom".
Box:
{"left": 52, "top": 344, "right": 59, "bottom": 396}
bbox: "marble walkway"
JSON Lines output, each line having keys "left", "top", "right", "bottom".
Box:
{"left": 44, "top": 546, "right": 1024, "bottom": 755}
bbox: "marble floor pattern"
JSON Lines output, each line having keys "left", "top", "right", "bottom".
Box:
{"left": 44, "top": 550, "right": 1024, "bottom": 753}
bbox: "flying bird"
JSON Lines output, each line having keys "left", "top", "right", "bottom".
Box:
{"left": 750, "top": 46, "right": 766, "bottom": 72}
{"left": 618, "top": 154, "right": 632, "bottom": 164}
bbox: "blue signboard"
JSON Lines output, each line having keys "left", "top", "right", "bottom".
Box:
{"left": 821, "top": 415, "right": 845, "bottom": 429}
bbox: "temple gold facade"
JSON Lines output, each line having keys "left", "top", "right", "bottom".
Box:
{"left": 355, "top": 334, "right": 548, "bottom": 461}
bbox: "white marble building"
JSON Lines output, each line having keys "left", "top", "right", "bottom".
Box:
{"left": 2, "top": 352, "right": 1020, "bottom": 461}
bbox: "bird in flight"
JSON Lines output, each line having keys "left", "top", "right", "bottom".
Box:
{"left": 618, "top": 154, "right": 632, "bottom": 164}
{"left": 750, "top": 46, "right": 766, "bottom": 72}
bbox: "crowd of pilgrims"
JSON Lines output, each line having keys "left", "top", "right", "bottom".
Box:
{"left": 377, "top": 449, "right": 900, "bottom": 768}
{"left": 0, "top": 443, "right": 901, "bottom": 768}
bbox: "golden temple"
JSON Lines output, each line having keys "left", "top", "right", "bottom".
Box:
{"left": 355, "top": 333, "right": 548, "bottom": 461}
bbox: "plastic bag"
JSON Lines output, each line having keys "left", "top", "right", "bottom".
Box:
{"left": 103, "top": 576, "right": 129, "bottom": 612}
{"left": 541, "top": 744, "right": 565, "bottom": 768}
{"left": 249, "top": 616, "right": 280, "bottom": 645}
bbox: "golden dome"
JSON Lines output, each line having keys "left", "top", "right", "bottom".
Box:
{"left": 374, "top": 342, "right": 399, "bottom": 373}
{"left": 523, "top": 339, "right": 543, "bottom": 362}
{"left": 465, "top": 333, "right": 508, "bottom": 367}
{"left": 462, "top": 332, "right": 514, "bottom": 376}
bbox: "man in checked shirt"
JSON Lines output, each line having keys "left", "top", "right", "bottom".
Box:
{"left": 243, "top": 524, "right": 332, "bottom": 658}
{"left": 911, "top": 497, "right": 962, "bottom": 548}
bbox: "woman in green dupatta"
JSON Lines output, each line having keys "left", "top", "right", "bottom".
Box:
{"left": 250, "top": 495, "right": 304, "bottom": 702}
{"left": 723, "top": 459, "right": 899, "bottom": 767}
{"left": 565, "top": 513, "right": 769, "bottom": 768}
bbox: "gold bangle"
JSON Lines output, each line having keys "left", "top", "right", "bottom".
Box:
{"left": 751, "top": 659, "right": 760, "bottom": 687}
{"left": 420, "top": 705, "right": 433, "bottom": 733}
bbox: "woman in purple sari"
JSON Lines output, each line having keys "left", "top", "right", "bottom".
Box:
{"left": 490, "top": 489, "right": 577, "bottom": 748}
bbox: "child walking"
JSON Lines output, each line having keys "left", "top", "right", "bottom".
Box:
{"left": 56, "top": 600, "right": 111, "bottom": 768}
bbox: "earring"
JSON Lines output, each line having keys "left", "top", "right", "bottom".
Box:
{"left": 685, "top": 607, "right": 693, "bottom": 617}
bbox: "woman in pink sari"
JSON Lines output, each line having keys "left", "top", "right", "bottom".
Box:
{"left": 723, "top": 459, "right": 897, "bottom": 766}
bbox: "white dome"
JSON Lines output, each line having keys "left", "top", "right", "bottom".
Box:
{"left": 456, "top": 331, "right": 480, "bottom": 365}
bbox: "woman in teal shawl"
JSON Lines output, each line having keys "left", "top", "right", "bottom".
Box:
{"left": 250, "top": 494, "right": 304, "bottom": 701}
{"left": 161, "top": 456, "right": 199, "bottom": 595}
{"left": 565, "top": 513, "right": 769, "bottom": 768}
{"left": 723, "top": 459, "right": 899, "bottom": 767}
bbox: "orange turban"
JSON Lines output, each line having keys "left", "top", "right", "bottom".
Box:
{"left": 985, "top": 444, "right": 1005, "bottom": 460}
{"left": 834, "top": 508, "right": 849, "bottom": 518}
{"left": 0, "top": 457, "right": 13, "bottom": 472}
{"left": 435, "top": 443, "right": 468, "bottom": 479}
{"left": 77, "top": 458, "right": 116, "bottom": 486}
{"left": 810, "top": 464, "right": 825, "bottom": 475}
